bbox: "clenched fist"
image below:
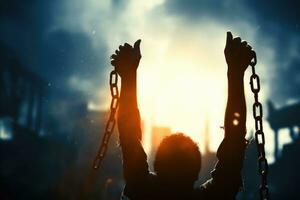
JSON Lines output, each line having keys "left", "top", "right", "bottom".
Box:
{"left": 110, "top": 39, "right": 141, "bottom": 79}
{"left": 224, "top": 32, "right": 255, "bottom": 76}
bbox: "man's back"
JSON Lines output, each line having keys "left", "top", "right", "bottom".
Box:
{"left": 118, "top": 109, "right": 245, "bottom": 200}
{"left": 122, "top": 166, "right": 241, "bottom": 200}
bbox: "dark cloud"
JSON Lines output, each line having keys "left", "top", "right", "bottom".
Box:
{"left": 244, "top": 0, "right": 300, "bottom": 33}
{"left": 0, "top": 0, "right": 108, "bottom": 101}
{"left": 0, "top": 0, "right": 38, "bottom": 20}
{"left": 164, "top": 0, "right": 300, "bottom": 31}
{"left": 41, "top": 30, "right": 106, "bottom": 86}
{"left": 244, "top": 0, "right": 300, "bottom": 103}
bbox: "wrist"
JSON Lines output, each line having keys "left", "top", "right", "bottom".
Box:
{"left": 121, "top": 72, "right": 137, "bottom": 88}
{"left": 121, "top": 71, "right": 137, "bottom": 81}
{"left": 227, "top": 68, "right": 244, "bottom": 81}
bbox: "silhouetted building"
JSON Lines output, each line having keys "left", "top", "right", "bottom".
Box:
{"left": 237, "top": 100, "right": 300, "bottom": 199}
{"left": 0, "top": 60, "right": 45, "bottom": 139}
{"left": 268, "top": 137, "right": 300, "bottom": 199}
{"left": 197, "top": 120, "right": 218, "bottom": 185}
{"left": 267, "top": 100, "right": 300, "bottom": 160}
{"left": 0, "top": 45, "right": 123, "bottom": 199}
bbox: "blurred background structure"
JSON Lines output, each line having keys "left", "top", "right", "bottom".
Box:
{"left": 1, "top": 0, "right": 300, "bottom": 199}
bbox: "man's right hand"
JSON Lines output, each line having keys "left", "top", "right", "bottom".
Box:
{"left": 111, "top": 39, "right": 141, "bottom": 79}
{"left": 224, "top": 32, "right": 254, "bottom": 77}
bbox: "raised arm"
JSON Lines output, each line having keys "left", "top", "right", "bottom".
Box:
{"left": 224, "top": 31, "right": 252, "bottom": 137}
{"left": 110, "top": 40, "right": 149, "bottom": 190}
{"left": 202, "top": 32, "right": 254, "bottom": 198}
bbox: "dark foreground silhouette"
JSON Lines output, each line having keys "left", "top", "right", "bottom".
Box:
{"left": 110, "top": 32, "right": 254, "bottom": 200}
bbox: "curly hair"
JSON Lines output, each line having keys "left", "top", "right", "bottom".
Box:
{"left": 154, "top": 133, "right": 201, "bottom": 184}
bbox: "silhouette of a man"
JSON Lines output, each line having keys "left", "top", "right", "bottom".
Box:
{"left": 110, "top": 32, "right": 253, "bottom": 199}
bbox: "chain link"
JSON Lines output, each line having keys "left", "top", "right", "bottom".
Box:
{"left": 249, "top": 52, "right": 270, "bottom": 200}
{"left": 93, "top": 70, "right": 119, "bottom": 169}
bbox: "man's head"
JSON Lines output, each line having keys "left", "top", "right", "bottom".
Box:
{"left": 154, "top": 133, "right": 201, "bottom": 186}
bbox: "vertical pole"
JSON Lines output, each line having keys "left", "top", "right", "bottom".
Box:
{"left": 274, "top": 129, "right": 279, "bottom": 161}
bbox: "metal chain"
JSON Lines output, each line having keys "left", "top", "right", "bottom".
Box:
{"left": 93, "top": 70, "right": 119, "bottom": 169}
{"left": 249, "top": 52, "right": 270, "bottom": 200}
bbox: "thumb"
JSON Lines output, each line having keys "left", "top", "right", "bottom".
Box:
{"left": 134, "top": 39, "right": 141, "bottom": 52}
{"left": 226, "top": 31, "right": 233, "bottom": 45}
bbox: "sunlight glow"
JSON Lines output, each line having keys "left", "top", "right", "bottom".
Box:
{"left": 136, "top": 27, "right": 228, "bottom": 153}
{"left": 76, "top": 0, "right": 278, "bottom": 162}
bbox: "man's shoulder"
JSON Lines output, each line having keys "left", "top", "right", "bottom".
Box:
{"left": 123, "top": 172, "right": 157, "bottom": 199}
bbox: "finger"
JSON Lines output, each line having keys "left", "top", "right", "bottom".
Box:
{"left": 115, "top": 50, "right": 120, "bottom": 55}
{"left": 134, "top": 39, "right": 141, "bottom": 52}
{"left": 111, "top": 59, "right": 117, "bottom": 66}
{"left": 124, "top": 43, "right": 132, "bottom": 49}
{"left": 110, "top": 54, "right": 117, "bottom": 59}
{"left": 233, "top": 37, "right": 241, "bottom": 43}
{"left": 246, "top": 45, "right": 252, "bottom": 51}
{"left": 232, "top": 37, "right": 241, "bottom": 47}
{"left": 246, "top": 50, "right": 256, "bottom": 63}
{"left": 226, "top": 31, "right": 233, "bottom": 45}
{"left": 241, "top": 41, "right": 247, "bottom": 47}
{"left": 245, "top": 45, "right": 252, "bottom": 53}
{"left": 119, "top": 45, "right": 124, "bottom": 51}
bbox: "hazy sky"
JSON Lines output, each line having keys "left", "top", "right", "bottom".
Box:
{"left": 1, "top": 0, "right": 299, "bottom": 163}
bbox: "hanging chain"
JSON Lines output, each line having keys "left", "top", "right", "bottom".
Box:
{"left": 249, "top": 52, "right": 270, "bottom": 200}
{"left": 93, "top": 70, "right": 119, "bottom": 169}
